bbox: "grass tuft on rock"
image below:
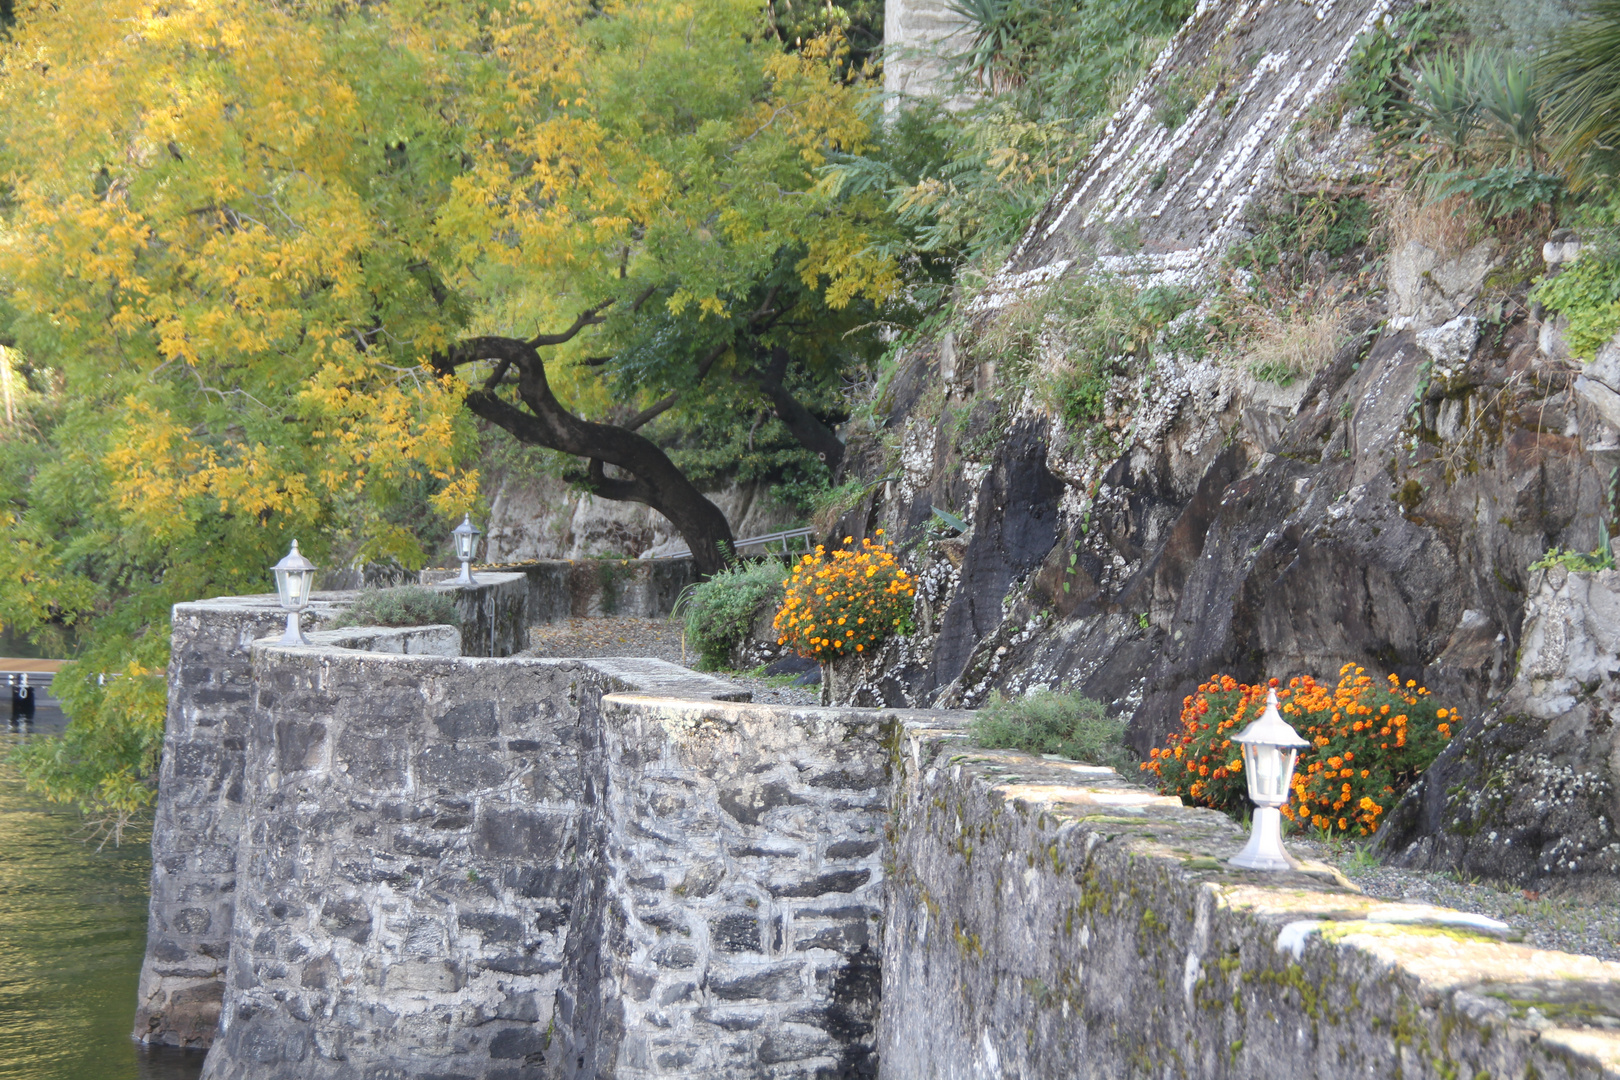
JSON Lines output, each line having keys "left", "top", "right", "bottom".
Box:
{"left": 330, "top": 586, "right": 460, "bottom": 628}
{"left": 969, "top": 688, "right": 1131, "bottom": 770}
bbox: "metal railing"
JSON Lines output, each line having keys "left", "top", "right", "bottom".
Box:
{"left": 650, "top": 526, "right": 817, "bottom": 560}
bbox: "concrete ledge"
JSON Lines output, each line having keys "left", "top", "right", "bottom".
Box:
{"left": 301, "top": 623, "right": 461, "bottom": 656}
{"left": 580, "top": 659, "right": 750, "bottom": 702}
{"left": 879, "top": 736, "right": 1620, "bottom": 1079}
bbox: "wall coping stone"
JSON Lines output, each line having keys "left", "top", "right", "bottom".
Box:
{"left": 881, "top": 733, "right": 1620, "bottom": 1078}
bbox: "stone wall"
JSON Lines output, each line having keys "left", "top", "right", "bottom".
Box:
{"left": 553, "top": 696, "right": 955, "bottom": 1078}
{"left": 200, "top": 648, "right": 639, "bottom": 1080}
{"left": 135, "top": 579, "right": 523, "bottom": 1050}
{"left": 134, "top": 593, "right": 350, "bottom": 1048}
{"left": 149, "top": 590, "right": 1620, "bottom": 1077}
{"left": 156, "top": 597, "right": 943, "bottom": 1078}
{"left": 880, "top": 725, "right": 1620, "bottom": 1078}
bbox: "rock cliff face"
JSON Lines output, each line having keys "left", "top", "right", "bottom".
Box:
{"left": 485, "top": 470, "right": 799, "bottom": 563}
{"left": 1377, "top": 566, "right": 1620, "bottom": 891}
{"left": 826, "top": 0, "right": 1619, "bottom": 888}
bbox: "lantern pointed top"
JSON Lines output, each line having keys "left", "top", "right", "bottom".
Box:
{"left": 453, "top": 514, "right": 481, "bottom": 538}
{"left": 272, "top": 538, "right": 316, "bottom": 573}
{"left": 1230, "top": 686, "right": 1310, "bottom": 749}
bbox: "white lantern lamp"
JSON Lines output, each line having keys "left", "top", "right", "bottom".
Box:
{"left": 271, "top": 539, "right": 317, "bottom": 646}
{"left": 1228, "top": 687, "right": 1311, "bottom": 871}
{"left": 452, "top": 514, "right": 482, "bottom": 586}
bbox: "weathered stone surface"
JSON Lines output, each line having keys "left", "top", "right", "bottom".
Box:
{"left": 199, "top": 650, "right": 628, "bottom": 1080}
{"left": 848, "top": 313, "right": 1609, "bottom": 777}
{"left": 994, "top": 0, "right": 1401, "bottom": 298}
{"left": 881, "top": 725, "right": 1620, "bottom": 1079}
{"left": 549, "top": 695, "right": 960, "bottom": 1079}
{"left": 426, "top": 559, "right": 696, "bottom": 623}
{"left": 483, "top": 469, "right": 797, "bottom": 564}
{"left": 410, "top": 572, "right": 530, "bottom": 656}
{"left": 883, "top": 0, "right": 972, "bottom": 110}
{"left": 133, "top": 592, "right": 353, "bottom": 1048}
{"left": 1378, "top": 567, "right": 1620, "bottom": 889}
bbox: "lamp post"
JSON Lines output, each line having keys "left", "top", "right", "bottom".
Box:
{"left": 1228, "top": 686, "right": 1311, "bottom": 871}
{"left": 452, "top": 514, "right": 482, "bottom": 586}
{"left": 271, "top": 539, "right": 317, "bottom": 646}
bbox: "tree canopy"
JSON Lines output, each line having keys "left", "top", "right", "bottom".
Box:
{"left": 0, "top": 0, "right": 896, "bottom": 817}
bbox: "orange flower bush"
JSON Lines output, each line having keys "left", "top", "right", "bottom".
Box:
{"left": 774, "top": 533, "right": 915, "bottom": 664}
{"left": 1140, "top": 664, "right": 1455, "bottom": 836}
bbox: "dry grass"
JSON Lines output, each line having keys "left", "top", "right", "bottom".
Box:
{"left": 1243, "top": 302, "right": 1346, "bottom": 387}
{"left": 1380, "top": 189, "right": 1482, "bottom": 259}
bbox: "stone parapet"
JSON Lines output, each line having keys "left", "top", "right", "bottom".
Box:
{"left": 418, "top": 571, "right": 530, "bottom": 658}
{"left": 200, "top": 648, "right": 640, "bottom": 1080}
{"left": 136, "top": 582, "right": 517, "bottom": 1050}
{"left": 879, "top": 728, "right": 1620, "bottom": 1079}
{"left": 134, "top": 592, "right": 353, "bottom": 1048}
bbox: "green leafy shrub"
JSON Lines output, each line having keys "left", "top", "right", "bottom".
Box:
{"left": 969, "top": 688, "right": 1131, "bottom": 769}
{"left": 330, "top": 586, "right": 460, "bottom": 629}
{"left": 1340, "top": 1, "right": 1464, "bottom": 132}
{"left": 1229, "top": 194, "right": 1374, "bottom": 274}
{"left": 1534, "top": 221, "right": 1620, "bottom": 356}
{"left": 677, "top": 559, "right": 787, "bottom": 670}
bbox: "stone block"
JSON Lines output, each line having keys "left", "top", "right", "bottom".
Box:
{"left": 767, "top": 870, "right": 871, "bottom": 898}
{"left": 710, "top": 912, "right": 763, "bottom": 953}
{"left": 708, "top": 963, "right": 804, "bottom": 1002}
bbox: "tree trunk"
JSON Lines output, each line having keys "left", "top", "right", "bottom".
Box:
{"left": 436, "top": 335, "right": 736, "bottom": 576}
{"left": 753, "top": 346, "right": 845, "bottom": 475}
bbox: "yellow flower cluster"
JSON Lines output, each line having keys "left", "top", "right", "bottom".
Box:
{"left": 774, "top": 532, "right": 915, "bottom": 664}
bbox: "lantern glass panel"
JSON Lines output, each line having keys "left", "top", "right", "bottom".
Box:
{"left": 1242, "top": 742, "right": 1282, "bottom": 803}
{"left": 275, "top": 567, "right": 310, "bottom": 609}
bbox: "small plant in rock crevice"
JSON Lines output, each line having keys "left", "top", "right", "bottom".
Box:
{"left": 1143, "top": 666, "right": 1455, "bottom": 836}
{"left": 329, "top": 586, "right": 460, "bottom": 629}
{"left": 774, "top": 533, "right": 915, "bottom": 664}
{"left": 970, "top": 688, "right": 1131, "bottom": 770}
{"left": 1529, "top": 541, "right": 1616, "bottom": 573}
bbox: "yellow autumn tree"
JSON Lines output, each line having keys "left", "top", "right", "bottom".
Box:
{"left": 0, "top": 0, "right": 898, "bottom": 816}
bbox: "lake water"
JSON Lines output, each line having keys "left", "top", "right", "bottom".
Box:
{"left": 0, "top": 705, "right": 207, "bottom": 1080}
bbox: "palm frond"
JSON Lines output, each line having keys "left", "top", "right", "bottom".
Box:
{"left": 1540, "top": 0, "right": 1620, "bottom": 191}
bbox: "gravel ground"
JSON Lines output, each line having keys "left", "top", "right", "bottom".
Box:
{"left": 1288, "top": 835, "right": 1620, "bottom": 961}
{"left": 524, "top": 617, "right": 821, "bottom": 707}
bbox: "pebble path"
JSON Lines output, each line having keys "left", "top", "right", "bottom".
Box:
{"left": 524, "top": 617, "right": 820, "bottom": 706}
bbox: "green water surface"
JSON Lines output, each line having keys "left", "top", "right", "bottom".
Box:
{"left": 0, "top": 719, "right": 206, "bottom": 1080}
